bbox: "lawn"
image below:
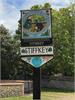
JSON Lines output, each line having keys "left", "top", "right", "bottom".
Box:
{"left": 0, "top": 88, "right": 75, "bottom": 100}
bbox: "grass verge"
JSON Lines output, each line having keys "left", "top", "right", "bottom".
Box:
{"left": 0, "top": 88, "right": 75, "bottom": 100}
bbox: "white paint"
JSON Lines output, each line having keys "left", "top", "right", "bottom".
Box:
{"left": 21, "top": 56, "right": 53, "bottom": 67}
{"left": 20, "top": 46, "right": 53, "bottom": 56}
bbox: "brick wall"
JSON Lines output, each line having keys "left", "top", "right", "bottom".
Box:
{"left": 0, "top": 80, "right": 24, "bottom": 98}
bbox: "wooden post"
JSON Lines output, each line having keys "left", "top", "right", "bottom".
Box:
{"left": 33, "top": 68, "right": 41, "bottom": 100}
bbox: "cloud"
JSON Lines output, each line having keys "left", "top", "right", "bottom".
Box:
{"left": 0, "top": 0, "right": 73, "bottom": 34}
{"left": 0, "top": 0, "right": 20, "bottom": 34}
{"left": 51, "top": 0, "right": 73, "bottom": 9}
{"left": 21, "top": 0, "right": 54, "bottom": 9}
{"left": 0, "top": 0, "right": 4, "bottom": 15}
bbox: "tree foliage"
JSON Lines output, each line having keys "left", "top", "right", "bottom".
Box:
{"left": 1, "top": 25, "right": 18, "bottom": 79}
{"left": 1, "top": 3, "right": 74, "bottom": 80}
{"left": 1, "top": 25, "right": 32, "bottom": 79}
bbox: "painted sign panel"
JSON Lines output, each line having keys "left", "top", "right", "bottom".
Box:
{"left": 20, "top": 9, "right": 54, "bottom": 67}
{"left": 21, "top": 9, "right": 51, "bottom": 39}
{"left": 20, "top": 46, "right": 53, "bottom": 56}
{"left": 21, "top": 56, "right": 53, "bottom": 68}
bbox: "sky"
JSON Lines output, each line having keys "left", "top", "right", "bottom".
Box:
{"left": 0, "top": 0, "right": 74, "bottom": 34}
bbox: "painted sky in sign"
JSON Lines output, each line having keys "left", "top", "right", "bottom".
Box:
{"left": 0, "top": 0, "right": 74, "bottom": 34}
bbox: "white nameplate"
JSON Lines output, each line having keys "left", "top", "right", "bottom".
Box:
{"left": 20, "top": 46, "right": 53, "bottom": 56}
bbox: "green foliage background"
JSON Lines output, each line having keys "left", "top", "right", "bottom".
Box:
{"left": 0, "top": 3, "right": 74, "bottom": 79}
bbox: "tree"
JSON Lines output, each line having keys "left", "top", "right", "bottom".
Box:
{"left": 1, "top": 25, "right": 12, "bottom": 79}
{"left": 31, "top": 5, "right": 42, "bottom": 10}
{"left": 31, "top": 3, "right": 51, "bottom": 10}
{"left": 16, "top": 3, "right": 74, "bottom": 77}
{"left": 50, "top": 4, "right": 74, "bottom": 76}
{"left": 43, "top": 3, "right": 51, "bottom": 9}
{"left": 1, "top": 3, "right": 73, "bottom": 80}
{"left": 1, "top": 25, "right": 20, "bottom": 79}
{"left": 0, "top": 24, "right": 33, "bottom": 80}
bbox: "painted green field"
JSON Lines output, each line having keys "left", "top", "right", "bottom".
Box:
{"left": 0, "top": 89, "right": 75, "bottom": 100}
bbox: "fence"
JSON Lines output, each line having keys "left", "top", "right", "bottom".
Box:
{"left": 41, "top": 76, "right": 74, "bottom": 91}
